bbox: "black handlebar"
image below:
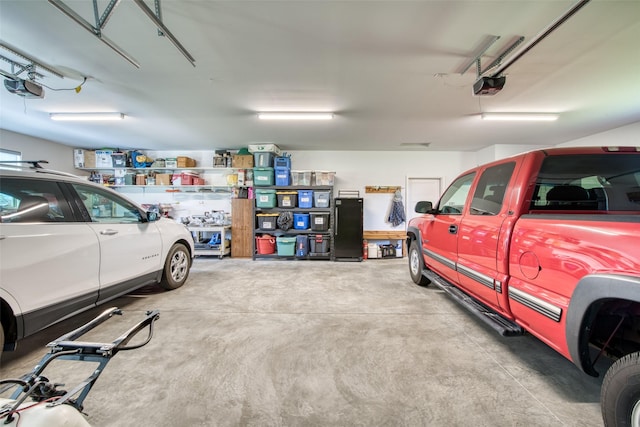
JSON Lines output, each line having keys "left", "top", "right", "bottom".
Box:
{"left": 46, "top": 307, "right": 160, "bottom": 356}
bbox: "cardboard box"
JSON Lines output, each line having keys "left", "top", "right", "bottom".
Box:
{"left": 177, "top": 156, "right": 196, "bottom": 168}
{"left": 135, "top": 174, "right": 147, "bottom": 185}
{"left": 156, "top": 173, "right": 171, "bottom": 185}
{"left": 232, "top": 154, "right": 254, "bottom": 168}
{"left": 83, "top": 150, "right": 96, "bottom": 168}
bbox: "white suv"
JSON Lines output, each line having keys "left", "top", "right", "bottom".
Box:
{"left": 0, "top": 167, "right": 194, "bottom": 353}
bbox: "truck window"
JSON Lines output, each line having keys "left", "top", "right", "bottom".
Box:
{"left": 470, "top": 162, "right": 515, "bottom": 215}
{"left": 529, "top": 154, "right": 640, "bottom": 212}
{"left": 437, "top": 172, "right": 475, "bottom": 214}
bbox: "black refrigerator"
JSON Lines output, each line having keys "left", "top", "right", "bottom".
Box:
{"left": 334, "top": 197, "right": 364, "bottom": 261}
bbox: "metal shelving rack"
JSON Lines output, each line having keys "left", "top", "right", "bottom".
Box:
{"left": 252, "top": 186, "right": 333, "bottom": 260}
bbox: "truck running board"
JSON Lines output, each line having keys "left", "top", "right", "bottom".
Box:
{"left": 422, "top": 270, "right": 524, "bottom": 337}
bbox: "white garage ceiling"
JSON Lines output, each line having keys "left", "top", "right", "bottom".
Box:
{"left": 0, "top": 0, "right": 638, "bottom": 152}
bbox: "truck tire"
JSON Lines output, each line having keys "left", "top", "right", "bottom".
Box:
{"left": 159, "top": 243, "right": 191, "bottom": 290}
{"left": 408, "top": 240, "right": 430, "bottom": 287}
{"left": 601, "top": 351, "right": 640, "bottom": 427}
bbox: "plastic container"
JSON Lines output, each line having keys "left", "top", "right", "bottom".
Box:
{"left": 277, "top": 191, "right": 298, "bottom": 208}
{"left": 293, "top": 213, "right": 310, "bottom": 230}
{"left": 256, "top": 235, "right": 276, "bottom": 254}
{"left": 296, "top": 235, "right": 309, "bottom": 257}
{"left": 254, "top": 152, "right": 275, "bottom": 168}
{"left": 275, "top": 167, "right": 291, "bottom": 186}
{"left": 291, "top": 170, "right": 312, "bottom": 186}
{"left": 309, "top": 234, "right": 330, "bottom": 255}
{"left": 313, "top": 171, "right": 336, "bottom": 186}
{"left": 297, "top": 190, "right": 313, "bottom": 208}
{"left": 257, "top": 213, "right": 279, "bottom": 230}
{"left": 248, "top": 143, "right": 282, "bottom": 155}
{"left": 310, "top": 212, "right": 330, "bottom": 231}
{"left": 253, "top": 167, "right": 274, "bottom": 186}
{"left": 276, "top": 236, "right": 297, "bottom": 256}
{"left": 313, "top": 191, "right": 331, "bottom": 208}
{"left": 255, "top": 189, "right": 277, "bottom": 208}
{"left": 274, "top": 156, "right": 291, "bottom": 169}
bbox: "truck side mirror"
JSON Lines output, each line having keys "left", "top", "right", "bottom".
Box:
{"left": 414, "top": 201, "right": 434, "bottom": 214}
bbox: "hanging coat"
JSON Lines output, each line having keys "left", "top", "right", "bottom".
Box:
{"left": 388, "top": 192, "right": 406, "bottom": 227}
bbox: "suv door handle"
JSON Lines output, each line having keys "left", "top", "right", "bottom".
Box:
{"left": 449, "top": 225, "right": 458, "bottom": 234}
{"left": 100, "top": 229, "right": 119, "bottom": 236}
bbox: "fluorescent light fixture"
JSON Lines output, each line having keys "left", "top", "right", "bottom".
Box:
{"left": 257, "top": 112, "right": 334, "bottom": 120}
{"left": 481, "top": 113, "right": 558, "bottom": 122}
{"left": 50, "top": 112, "right": 125, "bottom": 121}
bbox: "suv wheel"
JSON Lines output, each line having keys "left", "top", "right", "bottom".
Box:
{"left": 159, "top": 243, "right": 191, "bottom": 290}
{"left": 409, "top": 240, "right": 430, "bottom": 286}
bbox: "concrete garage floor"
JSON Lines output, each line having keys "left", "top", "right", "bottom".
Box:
{"left": 1, "top": 258, "right": 604, "bottom": 426}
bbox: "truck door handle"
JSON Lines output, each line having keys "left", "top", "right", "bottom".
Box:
{"left": 449, "top": 225, "right": 458, "bottom": 234}
{"left": 100, "top": 229, "right": 119, "bottom": 236}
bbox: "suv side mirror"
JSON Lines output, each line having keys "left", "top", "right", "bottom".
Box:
{"left": 145, "top": 211, "right": 159, "bottom": 222}
{"left": 414, "top": 201, "right": 434, "bottom": 214}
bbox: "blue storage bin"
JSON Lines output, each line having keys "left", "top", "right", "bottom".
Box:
{"left": 275, "top": 167, "right": 290, "bottom": 186}
{"left": 275, "top": 156, "right": 291, "bottom": 169}
{"left": 296, "top": 234, "right": 309, "bottom": 257}
{"left": 298, "top": 190, "right": 313, "bottom": 208}
{"left": 293, "top": 213, "right": 310, "bottom": 230}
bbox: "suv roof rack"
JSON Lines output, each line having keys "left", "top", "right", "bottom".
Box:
{"left": 0, "top": 160, "right": 49, "bottom": 168}
{"left": 0, "top": 160, "right": 79, "bottom": 178}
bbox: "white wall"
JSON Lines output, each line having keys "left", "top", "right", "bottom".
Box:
{"left": 2, "top": 120, "right": 637, "bottom": 225}
{"left": 556, "top": 121, "right": 640, "bottom": 147}
{"left": 0, "top": 129, "right": 76, "bottom": 173}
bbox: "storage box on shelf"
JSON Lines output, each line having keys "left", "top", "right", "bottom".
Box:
{"left": 313, "top": 171, "right": 336, "bottom": 186}
{"left": 275, "top": 168, "right": 290, "bottom": 186}
{"left": 291, "top": 170, "right": 312, "bottom": 186}
{"left": 253, "top": 168, "right": 274, "bottom": 186}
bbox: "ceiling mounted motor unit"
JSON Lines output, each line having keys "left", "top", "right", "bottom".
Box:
{"left": 4, "top": 79, "right": 45, "bottom": 98}
{"left": 473, "top": 76, "right": 506, "bottom": 96}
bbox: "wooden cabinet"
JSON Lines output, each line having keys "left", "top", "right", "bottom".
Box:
{"left": 231, "top": 198, "right": 254, "bottom": 257}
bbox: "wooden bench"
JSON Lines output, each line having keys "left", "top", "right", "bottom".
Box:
{"left": 363, "top": 230, "right": 407, "bottom": 256}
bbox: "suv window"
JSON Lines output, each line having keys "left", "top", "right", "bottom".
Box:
{"left": 71, "top": 184, "right": 144, "bottom": 223}
{"left": 530, "top": 154, "right": 640, "bottom": 211}
{"left": 438, "top": 172, "right": 476, "bottom": 215}
{"left": 0, "top": 178, "right": 72, "bottom": 223}
{"left": 470, "top": 162, "right": 516, "bottom": 215}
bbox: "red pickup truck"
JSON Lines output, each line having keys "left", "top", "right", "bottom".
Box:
{"left": 406, "top": 146, "right": 640, "bottom": 426}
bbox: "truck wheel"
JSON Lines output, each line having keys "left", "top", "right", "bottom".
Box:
{"left": 159, "top": 243, "right": 191, "bottom": 290}
{"left": 601, "top": 351, "right": 640, "bottom": 427}
{"left": 408, "top": 240, "right": 430, "bottom": 286}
